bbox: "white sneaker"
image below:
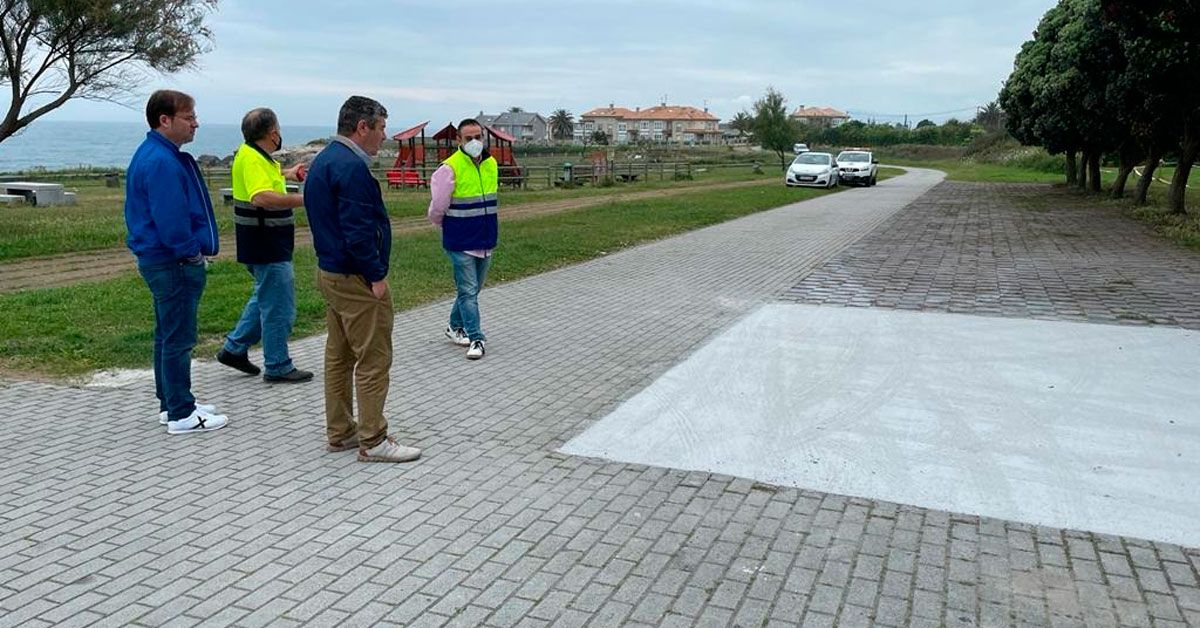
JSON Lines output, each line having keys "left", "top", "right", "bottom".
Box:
{"left": 444, "top": 326, "right": 470, "bottom": 346}
{"left": 158, "top": 403, "right": 217, "bottom": 425}
{"left": 357, "top": 436, "right": 421, "bottom": 463}
{"left": 466, "top": 340, "right": 485, "bottom": 360}
{"left": 166, "top": 409, "right": 228, "bottom": 435}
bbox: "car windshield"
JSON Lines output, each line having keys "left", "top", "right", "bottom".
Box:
{"left": 838, "top": 152, "right": 870, "bottom": 162}
{"left": 793, "top": 153, "right": 830, "bottom": 165}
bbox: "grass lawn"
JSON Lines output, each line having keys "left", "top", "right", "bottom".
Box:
{"left": 0, "top": 164, "right": 778, "bottom": 263}
{"left": 0, "top": 171, "right": 908, "bottom": 378}
{"left": 893, "top": 159, "right": 1065, "bottom": 184}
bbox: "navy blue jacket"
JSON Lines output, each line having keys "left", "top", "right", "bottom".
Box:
{"left": 303, "top": 141, "right": 391, "bottom": 282}
{"left": 124, "top": 131, "right": 219, "bottom": 264}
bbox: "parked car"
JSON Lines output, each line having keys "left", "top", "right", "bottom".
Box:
{"left": 835, "top": 149, "right": 878, "bottom": 186}
{"left": 793, "top": 143, "right": 810, "bottom": 154}
{"left": 786, "top": 152, "right": 838, "bottom": 188}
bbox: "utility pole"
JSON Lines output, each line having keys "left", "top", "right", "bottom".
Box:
{"left": 903, "top": 114, "right": 908, "bottom": 129}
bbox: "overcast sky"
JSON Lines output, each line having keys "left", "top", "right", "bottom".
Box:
{"left": 37, "top": 0, "right": 1053, "bottom": 127}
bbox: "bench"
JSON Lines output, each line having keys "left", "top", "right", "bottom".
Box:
{"left": 386, "top": 170, "right": 428, "bottom": 189}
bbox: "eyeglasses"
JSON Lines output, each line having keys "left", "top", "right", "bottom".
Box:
{"left": 461, "top": 134, "right": 483, "bottom": 141}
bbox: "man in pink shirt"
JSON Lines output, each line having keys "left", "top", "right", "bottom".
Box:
{"left": 427, "top": 119, "right": 498, "bottom": 360}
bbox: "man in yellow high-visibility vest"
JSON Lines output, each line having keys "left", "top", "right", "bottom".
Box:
{"left": 427, "top": 118, "right": 498, "bottom": 360}
{"left": 216, "top": 107, "right": 312, "bottom": 383}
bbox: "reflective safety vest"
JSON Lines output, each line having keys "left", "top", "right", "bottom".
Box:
{"left": 442, "top": 148, "right": 498, "bottom": 251}
{"left": 231, "top": 142, "right": 294, "bottom": 264}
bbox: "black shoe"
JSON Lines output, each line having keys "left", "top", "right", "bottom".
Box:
{"left": 217, "top": 349, "right": 261, "bottom": 376}
{"left": 264, "top": 368, "right": 314, "bottom": 383}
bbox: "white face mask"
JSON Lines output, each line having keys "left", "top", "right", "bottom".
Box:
{"left": 463, "top": 139, "right": 484, "bottom": 158}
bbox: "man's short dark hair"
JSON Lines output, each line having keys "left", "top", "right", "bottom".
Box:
{"left": 336, "top": 96, "right": 388, "bottom": 136}
{"left": 145, "top": 90, "right": 195, "bottom": 129}
{"left": 457, "top": 118, "right": 482, "bottom": 135}
{"left": 241, "top": 108, "right": 278, "bottom": 143}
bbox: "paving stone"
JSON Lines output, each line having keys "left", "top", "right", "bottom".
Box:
{"left": 1, "top": 173, "right": 1196, "bottom": 627}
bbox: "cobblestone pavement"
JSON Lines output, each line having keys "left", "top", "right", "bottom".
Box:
{"left": 2, "top": 171, "right": 1199, "bottom": 628}
{"left": 782, "top": 182, "right": 1200, "bottom": 330}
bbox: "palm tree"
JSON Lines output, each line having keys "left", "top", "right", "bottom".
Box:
{"left": 549, "top": 109, "right": 575, "bottom": 141}
{"left": 974, "top": 101, "right": 1006, "bottom": 133}
{"left": 730, "top": 111, "right": 754, "bottom": 138}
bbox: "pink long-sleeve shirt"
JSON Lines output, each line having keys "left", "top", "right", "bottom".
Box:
{"left": 427, "top": 164, "right": 491, "bottom": 258}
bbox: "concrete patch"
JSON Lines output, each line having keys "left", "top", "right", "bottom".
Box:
{"left": 85, "top": 367, "right": 155, "bottom": 388}
{"left": 561, "top": 304, "right": 1200, "bottom": 546}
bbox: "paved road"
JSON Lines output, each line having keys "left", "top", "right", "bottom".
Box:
{"left": 2, "top": 170, "right": 1198, "bottom": 627}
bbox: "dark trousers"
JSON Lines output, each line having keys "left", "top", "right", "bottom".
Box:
{"left": 139, "top": 260, "right": 206, "bottom": 420}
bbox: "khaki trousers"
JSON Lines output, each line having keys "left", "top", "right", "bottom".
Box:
{"left": 316, "top": 270, "right": 393, "bottom": 448}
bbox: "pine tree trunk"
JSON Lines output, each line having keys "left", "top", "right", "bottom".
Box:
{"left": 1135, "top": 148, "right": 1161, "bottom": 206}
{"left": 1065, "top": 150, "right": 1078, "bottom": 186}
{"left": 1088, "top": 152, "right": 1102, "bottom": 194}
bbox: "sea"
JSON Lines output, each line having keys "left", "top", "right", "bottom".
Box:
{"left": 0, "top": 120, "right": 334, "bottom": 172}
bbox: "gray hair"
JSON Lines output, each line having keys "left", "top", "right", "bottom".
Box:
{"left": 336, "top": 96, "right": 388, "bottom": 136}
{"left": 241, "top": 107, "right": 278, "bottom": 143}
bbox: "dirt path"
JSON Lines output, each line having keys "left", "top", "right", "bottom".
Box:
{"left": 0, "top": 178, "right": 776, "bottom": 293}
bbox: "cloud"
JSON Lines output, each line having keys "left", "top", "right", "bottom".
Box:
{"left": 40, "top": 0, "right": 1051, "bottom": 125}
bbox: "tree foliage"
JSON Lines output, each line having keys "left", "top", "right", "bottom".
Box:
{"left": 1000, "top": 0, "right": 1200, "bottom": 213}
{"left": 0, "top": 0, "right": 217, "bottom": 144}
{"left": 729, "top": 110, "right": 754, "bottom": 139}
{"left": 973, "top": 102, "right": 1006, "bottom": 133}
{"left": 752, "top": 86, "right": 796, "bottom": 171}
{"left": 548, "top": 108, "right": 574, "bottom": 141}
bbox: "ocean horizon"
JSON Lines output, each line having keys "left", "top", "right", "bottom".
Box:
{"left": 0, "top": 120, "right": 334, "bottom": 172}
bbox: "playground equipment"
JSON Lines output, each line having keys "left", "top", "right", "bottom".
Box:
{"left": 386, "top": 121, "right": 524, "bottom": 189}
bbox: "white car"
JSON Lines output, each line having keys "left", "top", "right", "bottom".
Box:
{"left": 793, "top": 143, "right": 809, "bottom": 154}
{"left": 786, "top": 152, "right": 838, "bottom": 188}
{"left": 836, "top": 150, "right": 878, "bottom": 186}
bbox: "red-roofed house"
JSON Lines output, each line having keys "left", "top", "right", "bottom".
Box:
{"left": 790, "top": 105, "right": 851, "bottom": 128}
{"left": 579, "top": 103, "right": 722, "bottom": 145}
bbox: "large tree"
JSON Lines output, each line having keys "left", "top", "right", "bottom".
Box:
{"left": 752, "top": 86, "right": 796, "bottom": 172}
{"left": 548, "top": 108, "right": 573, "bottom": 141}
{"left": 1000, "top": 4, "right": 1083, "bottom": 186}
{"left": 1000, "top": 0, "right": 1125, "bottom": 192}
{"left": 1, "top": 0, "right": 215, "bottom": 144}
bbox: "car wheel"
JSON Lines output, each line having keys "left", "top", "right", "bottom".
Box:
{"left": 870, "top": 175, "right": 877, "bottom": 186}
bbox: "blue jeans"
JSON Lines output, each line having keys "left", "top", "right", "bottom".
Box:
{"left": 447, "top": 251, "right": 491, "bottom": 341}
{"left": 139, "top": 260, "right": 206, "bottom": 420}
{"left": 223, "top": 261, "right": 296, "bottom": 377}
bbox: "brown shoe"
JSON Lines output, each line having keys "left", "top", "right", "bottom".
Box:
{"left": 326, "top": 436, "right": 359, "bottom": 452}
{"left": 357, "top": 436, "right": 421, "bottom": 463}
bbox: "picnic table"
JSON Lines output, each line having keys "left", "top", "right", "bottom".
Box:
{"left": 2, "top": 182, "right": 72, "bottom": 206}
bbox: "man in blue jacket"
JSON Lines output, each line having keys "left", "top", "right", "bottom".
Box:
{"left": 125, "top": 90, "right": 228, "bottom": 435}
{"left": 304, "top": 95, "right": 420, "bottom": 463}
